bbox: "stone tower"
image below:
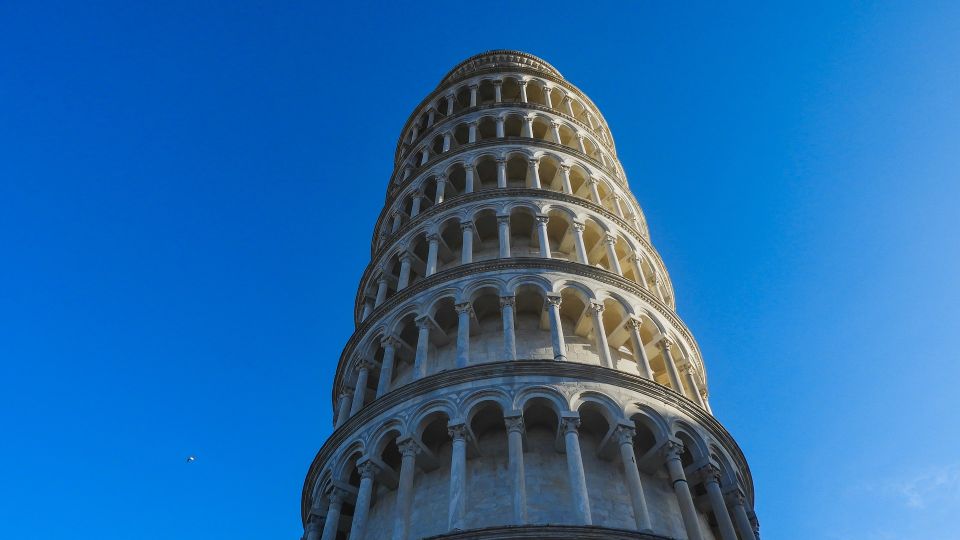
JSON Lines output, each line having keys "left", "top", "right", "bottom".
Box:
{"left": 301, "top": 51, "right": 759, "bottom": 540}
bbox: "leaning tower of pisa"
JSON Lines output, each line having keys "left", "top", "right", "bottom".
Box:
{"left": 301, "top": 51, "right": 759, "bottom": 540}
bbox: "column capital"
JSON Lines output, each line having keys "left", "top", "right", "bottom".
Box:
{"left": 545, "top": 294, "right": 563, "bottom": 307}
{"left": 660, "top": 440, "right": 685, "bottom": 461}
{"left": 380, "top": 334, "right": 401, "bottom": 348}
{"left": 399, "top": 251, "right": 413, "bottom": 263}
{"left": 338, "top": 389, "right": 354, "bottom": 400}
{"left": 468, "top": 83, "right": 479, "bottom": 90}
{"left": 603, "top": 233, "right": 618, "bottom": 245}
{"left": 495, "top": 157, "right": 506, "bottom": 164}
{"left": 447, "top": 422, "right": 469, "bottom": 441}
{"left": 586, "top": 176, "right": 600, "bottom": 185}
{"left": 460, "top": 220, "right": 474, "bottom": 231}
{"left": 517, "top": 80, "right": 528, "bottom": 87}
{"left": 426, "top": 232, "right": 440, "bottom": 242}
{"left": 658, "top": 337, "right": 674, "bottom": 352}
{"left": 455, "top": 302, "right": 474, "bottom": 316}
{"left": 559, "top": 163, "right": 572, "bottom": 172}
{"left": 724, "top": 488, "right": 747, "bottom": 506}
{"left": 326, "top": 486, "right": 350, "bottom": 505}
{"left": 397, "top": 437, "right": 422, "bottom": 458}
{"left": 414, "top": 315, "right": 432, "bottom": 329}
{"left": 561, "top": 416, "right": 581, "bottom": 435}
{"left": 550, "top": 120, "right": 562, "bottom": 128}
{"left": 355, "top": 359, "right": 374, "bottom": 372}
{"left": 695, "top": 463, "right": 722, "bottom": 484}
{"left": 614, "top": 424, "right": 636, "bottom": 445}
{"left": 572, "top": 221, "right": 586, "bottom": 232}
{"left": 504, "top": 415, "right": 525, "bottom": 434}
{"left": 499, "top": 295, "right": 516, "bottom": 308}
{"left": 534, "top": 214, "right": 550, "bottom": 225}
{"left": 496, "top": 214, "right": 510, "bottom": 224}
{"left": 492, "top": 79, "right": 503, "bottom": 87}
{"left": 625, "top": 316, "right": 644, "bottom": 330}
{"left": 589, "top": 301, "right": 605, "bottom": 314}
{"left": 357, "top": 460, "right": 381, "bottom": 480}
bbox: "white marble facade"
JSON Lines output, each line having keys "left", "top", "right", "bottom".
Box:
{"left": 301, "top": 51, "right": 759, "bottom": 540}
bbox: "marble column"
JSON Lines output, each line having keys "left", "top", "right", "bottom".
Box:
{"left": 376, "top": 337, "right": 397, "bottom": 398}
{"left": 349, "top": 460, "right": 381, "bottom": 540}
{"left": 561, "top": 417, "right": 592, "bottom": 525}
{"left": 468, "top": 121, "right": 477, "bottom": 143}
{"left": 448, "top": 423, "right": 468, "bottom": 531}
{"left": 391, "top": 212, "right": 402, "bottom": 233}
{"left": 728, "top": 490, "right": 758, "bottom": 540}
{"left": 612, "top": 195, "right": 626, "bottom": 218}
{"left": 589, "top": 301, "right": 613, "bottom": 368}
{"left": 410, "top": 191, "right": 423, "bottom": 217}
{"left": 496, "top": 158, "right": 507, "bottom": 188}
{"left": 413, "top": 316, "right": 430, "bottom": 379}
{"left": 698, "top": 465, "right": 737, "bottom": 540}
{"left": 464, "top": 163, "right": 475, "bottom": 193}
{"left": 496, "top": 116, "right": 505, "bottom": 137}
{"left": 460, "top": 221, "right": 474, "bottom": 264}
{"left": 625, "top": 318, "right": 654, "bottom": 379}
{"left": 564, "top": 94, "right": 575, "bottom": 116}
{"left": 375, "top": 275, "right": 388, "bottom": 307}
{"left": 659, "top": 338, "right": 686, "bottom": 396}
{"left": 550, "top": 121, "right": 562, "bottom": 144}
{"left": 615, "top": 425, "right": 652, "bottom": 531}
{"left": 445, "top": 93, "right": 455, "bottom": 114}
{"left": 543, "top": 86, "right": 553, "bottom": 108}
{"left": 528, "top": 158, "right": 541, "bottom": 188}
{"left": 662, "top": 442, "right": 703, "bottom": 540}
{"left": 571, "top": 221, "right": 588, "bottom": 263}
{"left": 587, "top": 178, "right": 602, "bottom": 205}
{"left": 469, "top": 84, "right": 478, "bottom": 107}
{"left": 576, "top": 134, "right": 587, "bottom": 154}
{"left": 425, "top": 233, "right": 439, "bottom": 276}
{"left": 500, "top": 295, "right": 517, "bottom": 360}
{"left": 350, "top": 361, "right": 371, "bottom": 415}
{"left": 518, "top": 80, "right": 528, "bottom": 103}
{"left": 442, "top": 132, "right": 451, "bottom": 152}
{"left": 545, "top": 295, "right": 566, "bottom": 361}
{"left": 522, "top": 117, "right": 533, "bottom": 138}
{"left": 684, "top": 366, "right": 707, "bottom": 408}
{"left": 559, "top": 164, "right": 573, "bottom": 194}
{"left": 435, "top": 175, "right": 446, "bottom": 204}
{"left": 493, "top": 81, "right": 502, "bottom": 102}
{"left": 397, "top": 252, "right": 413, "bottom": 290}
{"left": 497, "top": 215, "right": 511, "bottom": 258}
{"left": 455, "top": 302, "right": 472, "bottom": 368}
{"left": 335, "top": 391, "right": 352, "bottom": 427}
{"left": 504, "top": 415, "right": 527, "bottom": 523}
{"left": 427, "top": 108, "right": 436, "bottom": 127}
{"left": 604, "top": 234, "right": 623, "bottom": 275}
{"left": 535, "top": 215, "right": 551, "bottom": 257}
{"left": 320, "top": 487, "right": 347, "bottom": 540}
{"left": 304, "top": 519, "right": 321, "bottom": 540}
{"left": 392, "top": 438, "right": 420, "bottom": 540}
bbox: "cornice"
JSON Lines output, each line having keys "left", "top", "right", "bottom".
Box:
{"left": 426, "top": 524, "right": 671, "bottom": 539}
{"left": 439, "top": 50, "right": 563, "bottom": 85}
{"left": 301, "top": 360, "right": 753, "bottom": 522}
{"left": 339, "top": 258, "right": 697, "bottom": 392}
{"left": 360, "top": 190, "right": 670, "bottom": 311}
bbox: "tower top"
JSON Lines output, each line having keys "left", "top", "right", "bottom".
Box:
{"left": 439, "top": 50, "right": 562, "bottom": 86}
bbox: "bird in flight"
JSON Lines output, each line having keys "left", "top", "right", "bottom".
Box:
{"left": 186, "top": 455, "right": 197, "bottom": 463}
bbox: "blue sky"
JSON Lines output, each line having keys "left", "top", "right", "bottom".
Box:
{"left": 1, "top": 2, "right": 958, "bottom": 539}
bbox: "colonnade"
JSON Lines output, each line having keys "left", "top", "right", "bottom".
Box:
{"left": 311, "top": 422, "right": 756, "bottom": 540}
{"left": 341, "top": 295, "right": 708, "bottom": 428}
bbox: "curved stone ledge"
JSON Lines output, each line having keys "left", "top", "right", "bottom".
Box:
{"left": 340, "top": 258, "right": 695, "bottom": 390}
{"left": 303, "top": 360, "right": 753, "bottom": 522}
{"left": 425, "top": 524, "right": 673, "bottom": 540}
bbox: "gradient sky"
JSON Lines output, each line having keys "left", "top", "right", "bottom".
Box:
{"left": 2, "top": 2, "right": 959, "bottom": 539}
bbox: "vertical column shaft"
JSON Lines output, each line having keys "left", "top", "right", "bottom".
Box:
{"left": 461, "top": 221, "right": 473, "bottom": 264}
{"left": 448, "top": 423, "right": 468, "bottom": 531}
{"left": 455, "top": 302, "right": 472, "bottom": 368}
{"left": 349, "top": 461, "right": 380, "bottom": 540}
{"left": 663, "top": 442, "right": 704, "bottom": 540}
{"left": 350, "top": 362, "right": 370, "bottom": 415}
{"left": 376, "top": 338, "right": 397, "bottom": 398}
{"left": 572, "top": 222, "right": 588, "bottom": 263}
{"left": 616, "top": 425, "right": 652, "bottom": 531}
{"left": 546, "top": 295, "right": 566, "bottom": 361}
{"left": 496, "top": 158, "right": 507, "bottom": 188}
{"left": 320, "top": 489, "right": 346, "bottom": 540}
{"left": 505, "top": 415, "right": 527, "bottom": 524}
{"left": 699, "top": 466, "right": 738, "bottom": 540}
{"left": 414, "top": 316, "right": 430, "bottom": 379}
{"left": 659, "top": 339, "right": 686, "bottom": 395}
{"left": 561, "top": 417, "right": 592, "bottom": 524}
{"left": 497, "top": 215, "right": 511, "bottom": 258}
{"left": 500, "top": 296, "right": 517, "bottom": 360}
{"left": 626, "top": 318, "right": 654, "bottom": 379}
{"left": 535, "top": 215, "right": 551, "bottom": 257}
{"left": 426, "top": 234, "right": 439, "bottom": 276}
{"left": 589, "top": 302, "right": 613, "bottom": 368}
{"left": 392, "top": 439, "right": 420, "bottom": 540}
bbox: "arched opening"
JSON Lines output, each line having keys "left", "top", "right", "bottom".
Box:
{"left": 475, "top": 156, "right": 498, "bottom": 191}
{"left": 469, "top": 286, "right": 502, "bottom": 364}
{"left": 538, "top": 155, "right": 562, "bottom": 193}
{"left": 436, "top": 216, "right": 463, "bottom": 273}
{"left": 505, "top": 154, "right": 528, "bottom": 189}
{"left": 428, "top": 296, "right": 458, "bottom": 373}
{"left": 501, "top": 77, "right": 521, "bottom": 103}
{"left": 545, "top": 208, "right": 576, "bottom": 261}
{"left": 477, "top": 116, "right": 497, "bottom": 140}
{"left": 472, "top": 209, "right": 499, "bottom": 262}
{"left": 520, "top": 397, "right": 565, "bottom": 524}
{"left": 514, "top": 284, "right": 551, "bottom": 359}
{"left": 601, "top": 297, "right": 632, "bottom": 371}
{"left": 508, "top": 206, "right": 540, "bottom": 258}
{"left": 557, "top": 287, "right": 595, "bottom": 365}
{"left": 465, "top": 400, "right": 510, "bottom": 528}
{"left": 478, "top": 79, "right": 496, "bottom": 106}
{"left": 446, "top": 163, "right": 466, "bottom": 198}
{"left": 503, "top": 114, "right": 523, "bottom": 137}
{"left": 581, "top": 217, "right": 611, "bottom": 271}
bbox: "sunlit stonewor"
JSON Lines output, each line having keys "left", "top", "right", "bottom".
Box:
{"left": 300, "top": 50, "right": 760, "bottom": 540}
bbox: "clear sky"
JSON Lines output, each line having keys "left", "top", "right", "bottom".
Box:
{"left": 1, "top": 2, "right": 958, "bottom": 539}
